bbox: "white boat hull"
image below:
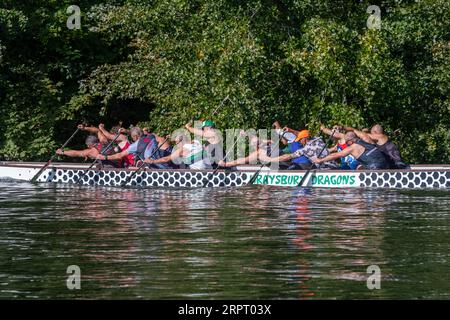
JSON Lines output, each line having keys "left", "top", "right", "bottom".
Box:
{"left": 0, "top": 162, "right": 449, "bottom": 189}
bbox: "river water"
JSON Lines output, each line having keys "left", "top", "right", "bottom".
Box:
{"left": 0, "top": 181, "right": 449, "bottom": 299}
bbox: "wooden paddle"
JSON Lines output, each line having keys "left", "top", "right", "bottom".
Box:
{"left": 297, "top": 129, "right": 336, "bottom": 187}
{"left": 74, "top": 131, "right": 122, "bottom": 185}
{"left": 31, "top": 127, "right": 81, "bottom": 183}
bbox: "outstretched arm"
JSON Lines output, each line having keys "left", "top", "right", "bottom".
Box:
{"left": 145, "top": 148, "right": 181, "bottom": 164}
{"left": 56, "top": 148, "right": 98, "bottom": 159}
{"left": 353, "top": 130, "right": 374, "bottom": 143}
{"left": 98, "top": 124, "right": 127, "bottom": 143}
{"left": 267, "top": 153, "right": 294, "bottom": 163}
{"left": 78, "top": 124, "right": 98, "bottom": 134}
{"left": 343, "top": 126, "right": 373, "bottom": 143}
{"left": 79, "top": 124, "right": 108, "bottom": 144}
{"left": 313, "top": 146, "right": 353, "bottom": 164}
{"left": 320, "top": 124, "right": 344, "bottom": 139}
{"left": 219, "top": 150, "right": 259, "bottom": 167}
{"left": 96, "top": 149, "right": 129, "bottom": 161}
{"left": 185, "top": 123, "right": 217, "bottom": 139}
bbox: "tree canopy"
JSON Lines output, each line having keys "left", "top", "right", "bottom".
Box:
{"left": 0, "top": 0, "right": 449, "bottom": 163}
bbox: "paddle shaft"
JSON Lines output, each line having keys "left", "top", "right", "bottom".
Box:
{"left": 248, "top": 131, "right": 286, "bottom": 184}
{"left": 75, "top": 131, "right": 122, "bottom": 184}
{"left": 297, "top": 129, "right": 336, "bottom": 187}
{"left": 122, "top": 136, "right": 171, "bottom": 186}
{"left": 212, "top": 95, "right": 229, "bottom": 117}
{"left": 31, "top": 127, "right": 81, "bottom": 182}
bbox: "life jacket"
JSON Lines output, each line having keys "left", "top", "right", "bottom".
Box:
{"left": 134, "top": 134, "right": 157, "bottom": 164}
{"left": 354, "top": 139, "right": 389, "bottom": 170}
{"left": 96, "top": 143, "right": 122, "bottom": 168}
{"left": 337, "top": 143, "right": 359, "bottom": 170}
{"left": 181, "top": 140, "right": 212, "bottom": 169}
{"left": 183, "top": 140, "right": 205, "bottom": 163}
{"left": 142, "top": 136, "right": 175, "bottom": 169}
{"left": 119, "top": 141, "right": 135, "bottom": 168}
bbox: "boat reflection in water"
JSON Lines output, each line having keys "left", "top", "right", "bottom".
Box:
{"left": 0, "top": 181, "right": 448, "bottom": 299}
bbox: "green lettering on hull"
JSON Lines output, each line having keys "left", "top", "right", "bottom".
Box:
{"left": 251, "top": 173, "right": 358, "bottom": 187}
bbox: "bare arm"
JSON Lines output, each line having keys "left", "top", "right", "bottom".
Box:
{"left": 98, "top": 124, "right": 127, "bottom": 143}
{"left": 185, "top": 124, "right": 217, "bottom": 139}
{"left": 96, "top": 149, "right": 129, "bottom": 161}
{"left": 353, "top": 130, "right": 374, "bottom": 143}
{"left": 185, "top": 124, "right": 202, "bottom": 136}
{"left": 219, "top": 150, "right": 259, "bottom": 167}
{"left": 343, "top": 127, "right": 375, "bottom": 143}
{"left": 342, "top": 126, "right": 355, "bottom": 132}
{"left": 314, "top": 146, "right": 353, "bottom": 164}
{"left": 57, "top": 148, "right": 98, "bottom": 159}
{"left": 320, "top": 124, "right": 344, "bottom": 139}
{"left": 79, "top": 125, "right": 99, "bottom": 134}
{"left": 79, "top": 124, "right": 109, "bottom": 144}
{"left": 146, "top": 148, "right": 181, "bottom": 164}
{"left": 267, "top": 153, "right": 294, "bottom": 162}
{"left": 343, "top": 126, "right": 373, "bottom": 143}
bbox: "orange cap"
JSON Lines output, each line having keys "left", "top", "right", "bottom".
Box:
{"left": 295, "top": 130, "right": 310, "bottom": 142}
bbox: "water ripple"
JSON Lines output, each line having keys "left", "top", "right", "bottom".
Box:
{"left": 0, "top": 181, "right": 449, "bottom": 299}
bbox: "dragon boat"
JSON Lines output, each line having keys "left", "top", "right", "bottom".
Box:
{"left": 0, "top": 161, "right": 449, "bottom": 189}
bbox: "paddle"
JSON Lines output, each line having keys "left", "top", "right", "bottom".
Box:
{"left": 248, "top": 130, "right": 286, "bottom": 185}
{"left": 203, "top": 130, "right": 244, "bottom": 187}
{"left": 121, "top": 135, "right": 170, "bottom": 187}
{"left": 297, "top": 129, "right": 336, "bottom": 187}
{"left": 74, "top": 131, "right": 122, "bottom": 185}
{"left": 31, "top": 127, "right": 81, "bottom": 183}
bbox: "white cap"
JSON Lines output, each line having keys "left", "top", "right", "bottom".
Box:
{"left": 276, "top": 129, "right": 297, "bottom": 143}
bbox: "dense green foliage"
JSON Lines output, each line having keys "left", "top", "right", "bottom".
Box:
{"left": 0, "top": 0, "right": 449, "bottom": 163}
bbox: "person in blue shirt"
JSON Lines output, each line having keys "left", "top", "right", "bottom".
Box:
{"left": 273, "top": 121, "right": 312, "bottom": 170}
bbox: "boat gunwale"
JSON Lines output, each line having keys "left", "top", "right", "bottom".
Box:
{"left": 1, "top": 162, "right": 450, "bottom": 173}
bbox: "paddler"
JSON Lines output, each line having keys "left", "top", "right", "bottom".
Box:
{"left": 312, "top": 132, "right": 390, "bottom": 169}
{"left": 96, "top": 127, "right": 173, "bottom": 168}
{"left": 268, "top": 128, "right": 339, "bottom": 169}
{"left": 56, "top": 135, "right": 121, "bottom": 168}
{"left": 144, "top": 132, "right": 213, "bottom": 169}
{"left": 342, "top": 124, "right": 408, "bottom": 169}
{"left": 185, "top": 120, "right": 223, "bottom": 167}
{"left": 272, "top": 121, "right": 312, "bottom": 170}
{"left": 217, "top": 133, "right": 274, "bottom": 168}
{"left": 320, "top": 124, "right": 359, "bottom": 170}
